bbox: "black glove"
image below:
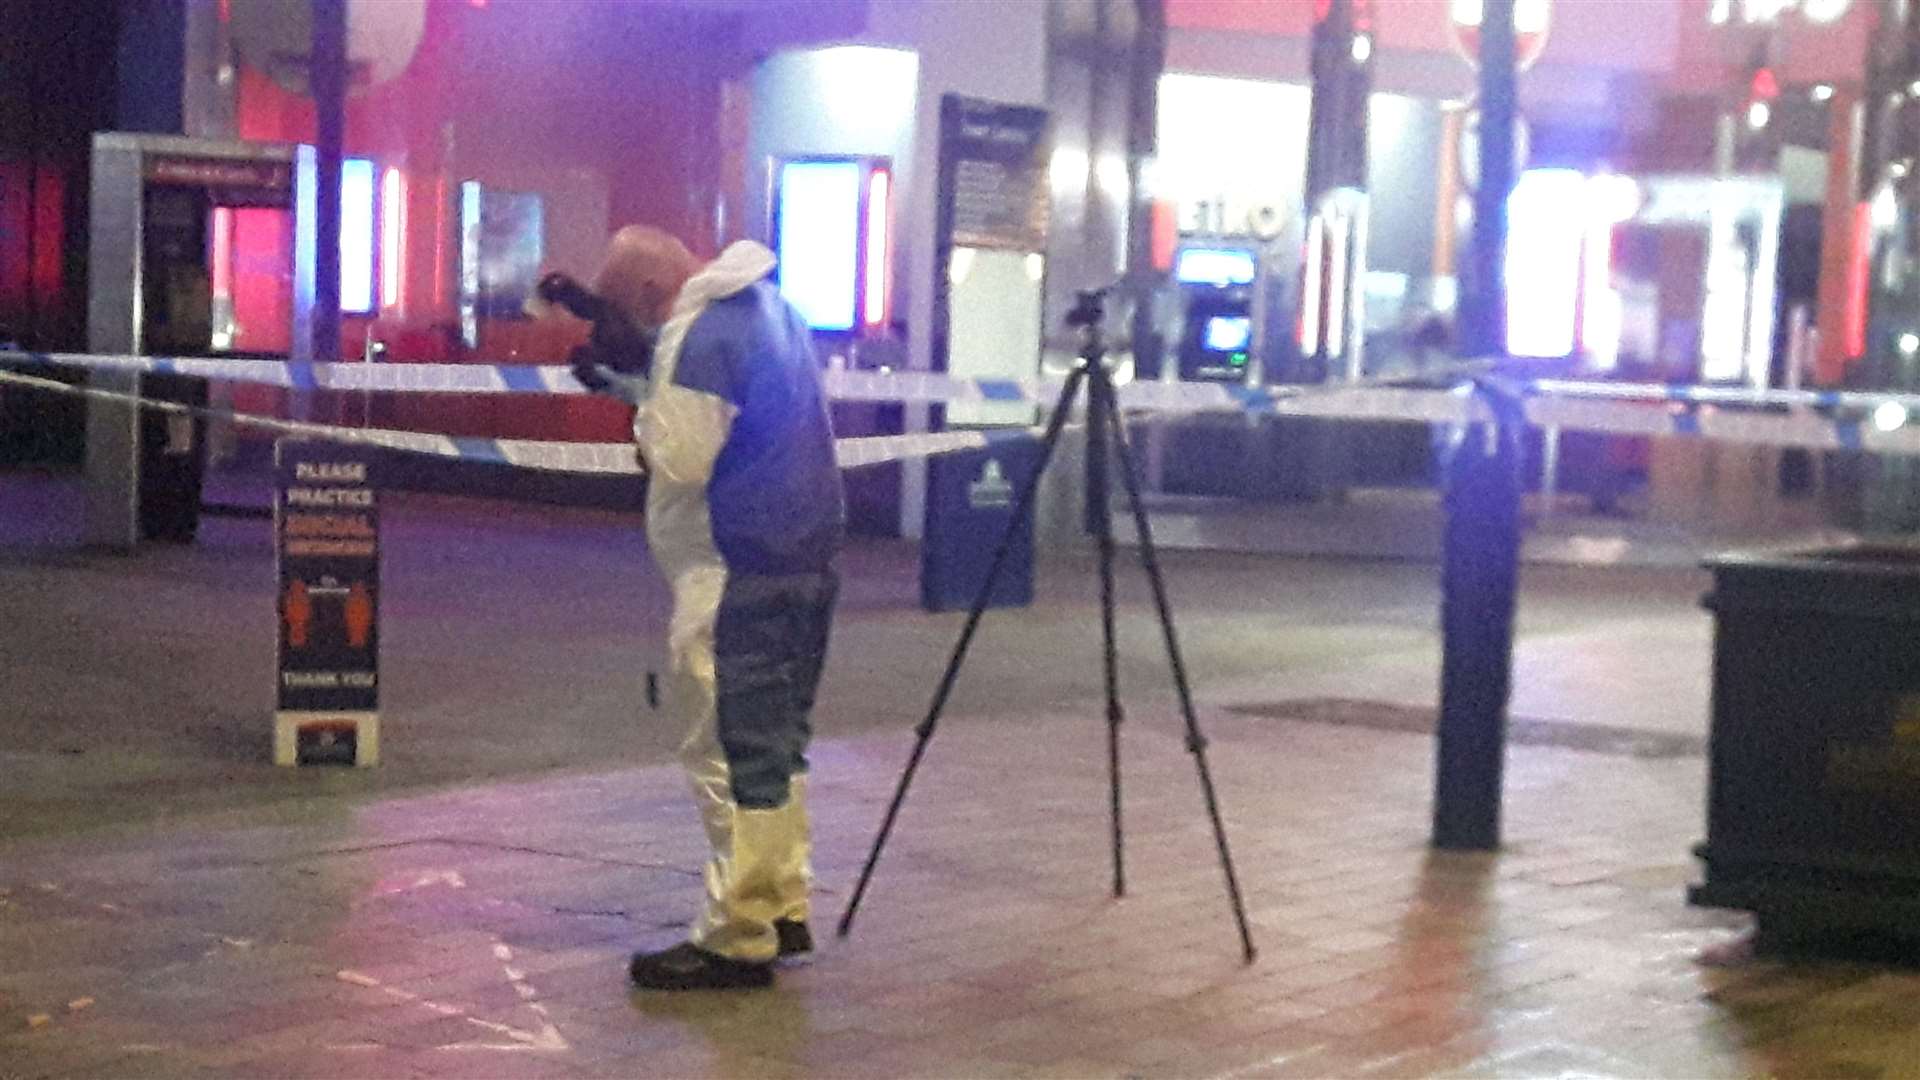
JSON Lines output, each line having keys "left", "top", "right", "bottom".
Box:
{"left": 536, "top": 272, "right": 615, "bottom": 323}
{"left": 567, "top": 345, "right": 611, "bottom": 392}
{"left": 588, "top": 314, "right": 656, "bottom": 377}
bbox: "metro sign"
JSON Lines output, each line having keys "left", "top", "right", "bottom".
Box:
{"left": 1449, "top": 0, "right": 1552, "bottom": 71}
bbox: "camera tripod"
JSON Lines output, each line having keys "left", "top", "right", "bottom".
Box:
{"left": 837, "top": 288, "right": 1257, "bottom": 963}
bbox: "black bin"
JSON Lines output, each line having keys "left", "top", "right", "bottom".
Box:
{"left": 920, "top": 439, "right": 1040, "bottom": 613}
{"left": 137, "top": 373, "right": 209, "bottom": 543}
{"left": 1691, "top": 545, "right": 1920, "bottom": 945}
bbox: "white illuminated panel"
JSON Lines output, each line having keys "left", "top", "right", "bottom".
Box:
{"left": 776, "top": 160, "right": 862, "bottom": 333}
{"left": 1300, "top": 220, "right": 1325, "bottom": 353}
{"left": 1582, "top": 218, "right": 1621, "bottom": 372}
{"left": 1206, "top": 316, "right": 1252, "bottom": 351}
{"left": 340, "top": 158, "right": 376, "bottom": 314}
{"left": 459, "top": 180, "right": 481, "bottom": 349}
{"left": 1326, "top": 211, "right": 1349, "bottom": 358}
{"left": 1175, "top": 247, "right": 1256, "bottom": 286}
{"left": 1505, "top": 169, "right": 1585, "bottom": 358}
{"left": 1746, "top": 191, "right": 1782, "bottom": 390}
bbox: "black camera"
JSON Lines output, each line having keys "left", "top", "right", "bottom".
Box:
{"left": 535, "top": 271, "right": 616, "bottom": 324}
{"left": 536, "top": 272, "right": 656, "bottom": 388}
{"left": 1065, "top": 287, "right": 1108, "bottom": 330}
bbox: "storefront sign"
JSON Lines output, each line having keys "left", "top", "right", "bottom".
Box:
{"left": 1448, "top": 0, "right": 1553, "bottom": 70}
{"left": 932, "top": 94, "right": 1051, "bottom": 430}
{"left": 1177, "top": 195, "right": 1290, "bottom": 241}
{"left": 938, "top": 95, "right": 1050, "bottom": 254}
{"left": 274, "top": 439, "right": 380, "bottom": 765}
{"left": 146, "top": 156, "right": 293, "bottom": 208}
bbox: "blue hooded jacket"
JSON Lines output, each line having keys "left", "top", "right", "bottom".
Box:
{"left": 627, "top": 242, "right": 844, "bottom": 580}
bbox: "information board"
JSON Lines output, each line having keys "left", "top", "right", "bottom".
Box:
{"left": 274, "top": 439, "right": 380, "bottom": 765}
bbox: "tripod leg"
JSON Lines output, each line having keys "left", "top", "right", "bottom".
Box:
{"left": 1104, "top": 391, "right": 1258, "bottom": 964}
{"left": 838, "top": 365, "right": 1089, "bottom": 939}
{"left": 1088, "top": 368, "right": 1126, "bottom": 899}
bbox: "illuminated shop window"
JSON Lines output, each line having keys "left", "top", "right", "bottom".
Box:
{"left": 340, "top": 157, "right": 377, "bottom": 315}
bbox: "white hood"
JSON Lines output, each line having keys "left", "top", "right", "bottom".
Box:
{"left": 672, "top": 240, "right": 778, "bottom": 315}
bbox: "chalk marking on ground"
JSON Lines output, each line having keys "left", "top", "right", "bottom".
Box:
{"left": 334, "top": 952, "right": 569, "bottom": 1053}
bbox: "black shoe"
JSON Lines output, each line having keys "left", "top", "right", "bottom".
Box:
{"left": 775, "top": 918, "right": 813, "bottom": 958}
{"left": 628, "top": 942, "right": 773, "bottom": 991}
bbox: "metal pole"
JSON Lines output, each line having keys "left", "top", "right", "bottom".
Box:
{"left": 1432, "top": 0, "right": 1519, "bottom": 852}
{"left": 1307, "top": 0, "right": 1372, "bottom": 380}
{"left": 1089, "top": 364, "right": 1127, "bottom": 899}
{"left": 1539, "top": 424, "right": 1560, "bottom": 519}
{"left": 1433, "top": 385, "right": 1523, "bottom": 850}
{"left": 310, "top": 0, "right": 346, "bottom": 378}
{"left": 1459, "top": 0, "right": 1514, "bottom": 361}
{"left": 1297, "top": 0, "right": 1371, "bottom": 497}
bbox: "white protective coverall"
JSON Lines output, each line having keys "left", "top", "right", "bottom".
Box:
{"left": 635, "top": 240, "right": 844, "bottom": 963}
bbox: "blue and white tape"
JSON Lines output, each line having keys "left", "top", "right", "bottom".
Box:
{"left": 1524, "top": 377, "right": 1920, "bottom": 415}
{"left": 16, "top": 348, "right": 1920, "bottom": 418}
{"left": 11, "top": 348, "right": 1920, "bottom": 464}
{"left": 0, "top": 350, "right": 595, "bottom": 396}
{"left": 1, "top": 348, "right": 1477, "bottom": 416}
{"left": 0, "top": 365, "right": 1036, "bottom": 475}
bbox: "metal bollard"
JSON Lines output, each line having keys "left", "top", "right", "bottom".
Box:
{"left": 1432, "top": 379, "right": 1525, "bottom": 851}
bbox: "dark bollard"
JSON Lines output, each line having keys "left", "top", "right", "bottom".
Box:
{"left": 1432, "top": 380, "right": 1525, "bottom": 851}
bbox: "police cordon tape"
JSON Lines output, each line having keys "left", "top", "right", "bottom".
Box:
{"left": 13, "top": 346, "right": 1920, "bottom": 416}
{"left": 8, "top": 349, "right": 1920, "bottom": 465}
{"left": 0, "top": 366, "right": 1033, "bottom": 474}
{"left": 1, "top": 347, "right": 1455, "bottom": 412}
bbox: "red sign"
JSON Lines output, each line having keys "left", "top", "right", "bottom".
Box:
{"left": 146, "top": 157, "right": 292, "bottom": 193}
{"left": 1313, "top": 0, "right": 1373, "bottom": 31}
{"left": 1449, "top": 0, "right": 1552, "bottom": 71}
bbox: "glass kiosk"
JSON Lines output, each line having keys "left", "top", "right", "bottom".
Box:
{"left": 83, "top": 133, "right": 316, "bottom": 549}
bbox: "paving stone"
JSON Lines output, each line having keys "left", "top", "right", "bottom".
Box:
{"left": 11, "top": 497, "right": 1920, "bottom": 1077}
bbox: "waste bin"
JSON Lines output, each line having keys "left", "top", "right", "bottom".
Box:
{"left": 920, "top": 438, "right": 1041, "bottom": 612}
{"left": 1690, "top": 544, "right": 1920, "bottom": 946}
{"left": 137, "top": 372, "right": 209, "bottom": 542}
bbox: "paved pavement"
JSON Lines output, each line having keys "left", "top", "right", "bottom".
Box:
{"left": 0, "top": 470, "right": 1716, "bottom": 838}
{"left": 6, "top": 470, "right": 1920, "bottom": 1078}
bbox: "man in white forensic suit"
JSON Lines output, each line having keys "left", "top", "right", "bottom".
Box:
{"left": 579, "top": 225, "right": 843, "bottom": 991}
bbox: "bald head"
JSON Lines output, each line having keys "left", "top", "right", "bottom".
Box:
{"left": 593, "top": 225, "right": 701, "bottom": 327}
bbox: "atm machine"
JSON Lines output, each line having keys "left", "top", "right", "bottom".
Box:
{"left": 84, "top": 133, "right": 315, "bottom": 549}
{"left": 1171, "top": 244, "right": 1259, "bottom": 383}
{"left": 1154, "top": 241, "right": 1278, "bottom": 498}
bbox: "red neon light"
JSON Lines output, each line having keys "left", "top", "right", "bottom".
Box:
{"left": 863, "top": 168, "right": 891, "bottom": 328}
{"left": 31, "top": 165, "right": 66, "bottom": 311}
{"left": 1150, "top": 199, "right": 1178, "bottom": 273}
{"left": 381, "top": 167, "right": 406, "bottom": 312}
{"left": 1846, "top": 201, "right": 1871, "bottom": 360}
{"left": 432, "top": 173, "right": 449, "bottom": 312}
